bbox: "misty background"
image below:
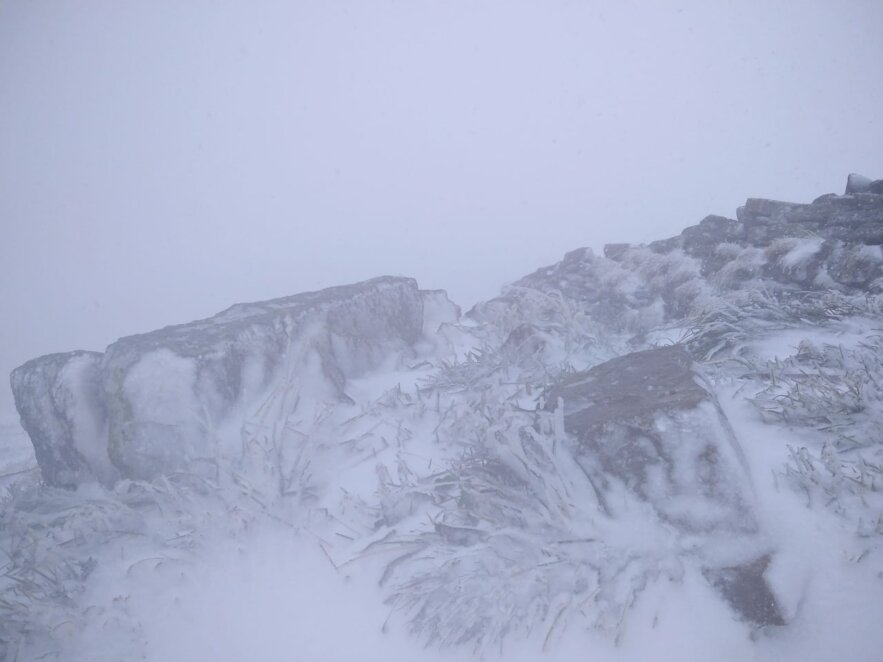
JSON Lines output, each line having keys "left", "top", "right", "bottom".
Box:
{"left": 1, "top": 0, "right": 881, "bottom": 418}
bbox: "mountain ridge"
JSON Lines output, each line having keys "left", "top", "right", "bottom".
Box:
{"left": 3, "top": 173, "right": 882, "bottom": 660}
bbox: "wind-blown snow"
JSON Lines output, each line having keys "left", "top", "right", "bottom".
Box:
{"left": 3, "top": 182, "right": 883, "bottom": 661}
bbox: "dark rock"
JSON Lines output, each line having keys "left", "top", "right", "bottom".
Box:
{"left": 603, "top": 243, "right": 631, "bottom": 261}
{"left": 870, "top": 180, "right": 883, "bottom": 195}
{"left": 704, "top": 555, "right": 786, "bottom": 627}
{"left": 474, "top": 178, "right": 883, "bottom": 367}
{"left": 737, "top": 198, "right": 801, "bottom": 225}
{"left": 648, "top": 236, "right": 681, "bottom": 254}
{"left": 732, "top": 194, "right": 883, "bottom": 247}
{"left": 680, "top": 215, "right": 744, "bottom": 274}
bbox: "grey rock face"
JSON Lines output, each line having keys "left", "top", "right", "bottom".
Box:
{"left": 486, "top": 174, "right": 883, "bottom": 349}
{"left": 546, "top": 345, "right": 706, "bottom": 432}
{"left": 738, "top": 194, "right": 883, "bottom": 246}
{"left": 660, "top": 176, "right": 883, "bottom": 286}
{"left": 13, "top": 276, "right": 427, "bottom": 483}
{"left": 10, "top": 351, "right": 114, "bottom": 488}
{"left": 102, "top": 276, "right": 424, "bottom": 480}
{"left": 680, "top": 214, "right": 745, "bottom": 267}
{"left": 545, "top": 345, "right": 784, "bottom": 625}
{"left": 545, "top": 345, "right": 751, "bottom": 531}
{"left": 603, "top": 243, "right": 631, "bottom": 260}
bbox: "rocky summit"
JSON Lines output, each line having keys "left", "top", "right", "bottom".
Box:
{"left": 3, "top": 174, "right": 883, "bottom": 659}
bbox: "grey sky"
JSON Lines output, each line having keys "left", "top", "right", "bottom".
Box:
{"left": 1, "top": 0, "right": 881, "bottom": 416}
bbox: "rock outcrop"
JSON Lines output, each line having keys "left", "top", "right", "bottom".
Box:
{"left": 545, "top": 345, "right": 783, "bottom": 625}
{"left": 12, "top": 276, "right": 439, "bottom": 484}
{"left": 102, "top": 276, "right": 425, "bottom": 480}
{"left": 845, "top": 172, "right": 883, "bottom": 195}
{"left": 470, "top": 174, "right": 883, "bottom": 361}
{"left": 663, "top": 183, "right": 883, "bottom": 288}
{"left": 11, "top": 351, "right": 115, "bottom": 488}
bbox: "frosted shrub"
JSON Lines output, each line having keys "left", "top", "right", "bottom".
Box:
{"left": 373, "top": 389, "right": 680, "bottom": 650}
{"left": 747, "top": 335, "right": 883, "bottom": 533}
{"left": 0, "top": 477, "right": 222, "bottom": 659}
{"left": 785, "top": 444, "right": 882, "bottom": 531}
{"left": 750, "top": 338, "right": 882, "bottom": 441}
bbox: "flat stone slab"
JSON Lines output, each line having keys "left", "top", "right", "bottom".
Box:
{"left": 545, "top": 345, "right": 784, "bottom": 626}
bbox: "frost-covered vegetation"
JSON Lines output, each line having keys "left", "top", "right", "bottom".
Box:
{"left": 3, "top": 184, "right": 883, "bottom": 660}
{"left": 745, "top": 332, "right": 883, "bottom": 534}
{"left": 375, "top": 383, "right": 666, "bottom": 649}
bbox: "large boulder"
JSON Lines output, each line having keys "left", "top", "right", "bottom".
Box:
{"left": 545, "top": 345, "right": 784, "bottom": 626}
{"left": 10, "top": 351, "right": 115, "bottom": 488}
{"left": 13, "top": 277, "right": 429, "bottom": 483}
{"left": 104, "top": 276, "right": 425, "bottom": 480}
{"left": 735, "top": 189, "right": 883, "bottom": 248}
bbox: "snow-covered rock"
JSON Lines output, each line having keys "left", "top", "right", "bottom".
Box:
{"left": 10, "top": 351, "right": 115, "bottom": 488}
{"left": 545, "top": 345, "right": 783, "bottom": 625}
{"left": 103, "top": 276, "right": 425, "bottom": 480}
{"left": 420, "top": 289, "right": 461, "bottom": 334}
{"left": 477, "top": 174, "right": 883, "bottom": 361}
{"left": 545, "top": 346, "right": 751, "bottom": 532}
{"left": 12, "top": 276, "right": 428, "bottom": 483}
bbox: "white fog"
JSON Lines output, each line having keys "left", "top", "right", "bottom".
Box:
{"left": 1, "top": 2, "right": 882, "bottom": 660}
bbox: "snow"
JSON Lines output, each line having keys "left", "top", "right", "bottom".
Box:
{"left": 0, "top": 415, "right": 36, "bottom": 498}
{"left": 742, "top": 318, "right": 878, "bottom": 362}
{"left": 5, "top": 305, "right": 883, "bottom": 661}
{"left": 779, "top": 237, "right": 825, "bottom": 269}
{"left": 717, "top": 382, "right": 883, "bottom": 661}
{"left": 5, "top": 190, "right": 883, "bottom": 660}
{"left": 51, "top": 521, "right": 766, "bottom": 662}
{"left": 124, "top": 349, "right": 199, "bottom": 426}
{"left": 61, "top": 354, "right": 116, "bottom": 484}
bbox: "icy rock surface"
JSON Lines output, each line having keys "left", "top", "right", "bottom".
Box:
{"left": 13, "top": 276, "right": 427, "bottom": 482}
{"left": 475, "top": 176, "right": 883, "bottom": 363}
{"left": 855, "top": 174, "right": 883, "bottom": 196}
{"left": 10, "top": 351, "right": 113, "bottom": 488}
{"left": 545, "top": 345, "right": 783, "bottom": 625}
{"left": 103, "top": 275, "right": 424, "bottom": 479}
